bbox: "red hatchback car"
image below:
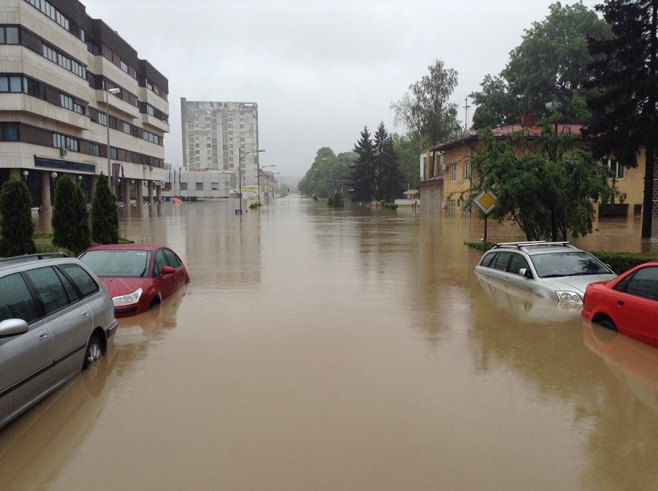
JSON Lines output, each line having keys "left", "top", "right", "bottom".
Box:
{"left": 78, "top": 244, "right": 190, "bottom": 317}
{"left": 582, "top": 262, "right": 658, "bottom": 347}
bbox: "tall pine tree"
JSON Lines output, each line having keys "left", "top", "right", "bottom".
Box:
{"left": 373, "top": 122, "right": 404, "bottom": 203}
{"left": 52, "top": 174, "right": 91, "bottom": 254}
{"left": 91, "top": 173, "right": 119, "bottom": 244}
{"left": 0, "top": 178, "right": 35, "bottom": 256}
{"left": 350, "top": 127, "right": 376, "bottom": 202}
{"left": 585, "top": 0, "right": 658, "bottom": 238}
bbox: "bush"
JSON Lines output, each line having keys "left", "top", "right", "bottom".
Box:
{"left": 91, "top": 173, "right": 118, "bottom": 244}
{"left": 588, "top": 251, "right": 658, "bottom": 275}
{"left": 52, "top": 174, "right": 91, "bottom": 254}
{"left": 0, "top": 177, "right": 36, "bottom": 256}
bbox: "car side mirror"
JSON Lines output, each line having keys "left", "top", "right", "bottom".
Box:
{"left": 519, "top": 268, "right": 532, "bottom": 279}
{"left": 0, "top": 318, "right": 29, "bottom": 338}
{"left": 161, "top": 265, "right": 175, "bottom": 275}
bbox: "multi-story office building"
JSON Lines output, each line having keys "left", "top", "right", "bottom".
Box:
{"left": 0, "top": 0, "right": 169, "bottom": 210}
{"left": 180, "top": 99, "right": 260, "bottom": 192}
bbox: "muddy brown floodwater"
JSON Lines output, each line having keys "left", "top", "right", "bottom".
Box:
{"left": 2, "top": 196, "right": 658, "bottom": 490}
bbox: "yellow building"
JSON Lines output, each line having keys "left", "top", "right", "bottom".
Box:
{"left": 419, "top": 119, "right": 646, "bottom": 219}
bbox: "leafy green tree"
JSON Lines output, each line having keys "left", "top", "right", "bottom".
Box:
{"left": 392, "top": 133, "right": 421, "bottom": 189}
{"left": 350, "top": 127, "right": 376, "bottom": 202}
{"left": 91, "top": 173, "right": 119, "bottom": 244}
{"left": 374, "top": 122, "right": 404, "bottom": 202}
{"left": 470, "top": 124, "right": 610, "bottom": 241}
{"left": 470, "top": 75, "right": 518, "bottom": 129}
{"left": 392, "top": 59, "right": 461, "bottom": 148}
{"left": 585, "top": 0, "right": 658, "bottom": 239}
{"left": 0, "top": 177, "right": 35, "bottom": 256}
{"left": 298, "top": 148, "right": 354, "bottom": 199}
{"left": 471, "top": 2, "right": 612, "bottom": 129}
{"left": 52, "top": 174, "right": 91, "bottom": 254}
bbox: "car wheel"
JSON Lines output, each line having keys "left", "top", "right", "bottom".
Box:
{"left": 83, "top": 334, "right": 103, "bottom": 370}
{"left": 597, "top": 317, "right": 617, "bottom": 331}
{"left": 149, "top": 296, "right": 161, "bottom": 310}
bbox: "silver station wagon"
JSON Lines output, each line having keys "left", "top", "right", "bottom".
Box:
{"left": 0, "top": 253, "right": 117, "bottom": 430}
{"left": 474, "top": 241, "right": 617, "bottom": 304}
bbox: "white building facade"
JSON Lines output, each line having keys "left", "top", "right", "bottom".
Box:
{"left": 180, "top": 99, "right": 260, "bottom": 193}
{"left": 0, "top": 0, "right": 169, "bottom": 209}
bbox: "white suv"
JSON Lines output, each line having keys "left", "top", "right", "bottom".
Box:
{"left": 0, "top": 253, "right": 117, "bottom": 429}
{"left": 474, "top": 241, "right": 616, "bottom": 304}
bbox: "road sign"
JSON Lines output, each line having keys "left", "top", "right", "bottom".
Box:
{"left": 474, "top": 190, "right": 497, "bottom": 215}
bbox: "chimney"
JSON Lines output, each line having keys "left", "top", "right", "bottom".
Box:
{"left": 521, "top": 113, "right": 538, "bottom": 127}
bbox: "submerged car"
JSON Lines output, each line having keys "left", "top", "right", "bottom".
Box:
{"left": 78, "top": 244, "right": 190, "bottom": 317}
{"left": 582, "top": 262, "right": 658, "bottom": 347}
{"left": 474, "top": 241, "right": 616, "bottom": 304}
{"left": 0, "top": 253, "right": 117, "bottom": 430}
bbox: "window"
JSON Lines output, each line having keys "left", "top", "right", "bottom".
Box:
{"left": 60, "top": 264, "right": 99, "bottom": 298}
{"left": 0, "top": 75, "right": 23, "bottom": 93}
{"left": 450, "top": 164, "right": 457, "bottom": 182}
{"left": 508, "top": 254, "right": 530, "bottom": 275}
{"left": 604, "top": 159, "right": 625, "bottom": 180}
{"left": 25, "top": 267, "right": 70, "bottom": 315}
{"left": 59, "top": 93, "right": 84, "bottom": 114}
{"left": 180, "top": 182, "right": 188, "bottom": 191}
{"left": 464, "top": 160, "right": 472, "bottom": 180}
{"left": 0, "top": 26, "right": 19, "bottom": 44}
{"left": 89, "top": 143, "right": 100, "bottom": 156}
{"left": 162, "top": 249, "right": 183, "bottom": 268}
{"left": 0, "top": 123, "right": 18, "bottom": 141}
{"left": 492, "top": 252, "right": 512, "bottom": 272}
{"left": 615, "top": 266, "right": 658, "bottom": 301}
{"left": 0, "top": 273, "right": 39, "bottom": 323}
{"left": 196, "top": 182, "right": 203, "bottom": 191}
{"left": 52, "top": 133, "right": 79, "bottom": 152}
{"left": 153, "top": 250, "right": 168, "bottom": 276}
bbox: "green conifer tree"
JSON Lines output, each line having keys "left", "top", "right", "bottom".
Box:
{"left": 91, "top": 173, "right": 119, "bottom": 244}
{"left": 0, "top": 177, "right": 36, "bottom": 256}
{"left": 52, "top": 174, "right": 91, "bottom": 254}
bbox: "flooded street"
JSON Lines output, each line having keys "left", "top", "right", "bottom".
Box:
{"left": 3, "top": 196, "right": 658, "bottom": 490}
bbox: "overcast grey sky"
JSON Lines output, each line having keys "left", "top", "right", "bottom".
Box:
{"left": 82, "top": 0, "right": 600, "bottom": 178}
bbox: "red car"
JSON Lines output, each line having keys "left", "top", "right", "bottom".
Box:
{"left": 582, "top": 262, "right": 658, "bottom": 347}
{"left": 78, "top": 244, "right": 190, "bottom": 317}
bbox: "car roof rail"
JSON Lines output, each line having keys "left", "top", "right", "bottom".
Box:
{"left": 0, "top": 252, "right": 69, "bottom": 265}
{"left": 494, "top": 241, "right": 573, "bottom": 250}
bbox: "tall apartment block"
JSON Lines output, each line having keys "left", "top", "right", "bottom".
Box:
{"left": 0, "top": 0, "right": 169, "bottom": 210}
{"left": 180, "top": 99, "right": 260, "bottom": 190}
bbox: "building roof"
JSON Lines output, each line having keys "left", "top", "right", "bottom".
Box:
{"left": 428, "top": 122, "right": 585, "bottom": 153}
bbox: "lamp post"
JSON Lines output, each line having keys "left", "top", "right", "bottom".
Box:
{"left": 259, "top": 164, "right": 276, "bottom": 204}
{"left": 105, "top": 87, "right": 121, "bottom": 188}
{"left": 237, "top": 148, "right": 265, "bottom": 214}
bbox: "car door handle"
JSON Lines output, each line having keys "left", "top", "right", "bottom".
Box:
{"left": 81, "top": 311, "right": 90, "bottom": 318}
{"left": 617, "top": 300, "right": 625, "bottom": 306}
{"left": 39, "top": 331, "right": 49, "bottom": 340}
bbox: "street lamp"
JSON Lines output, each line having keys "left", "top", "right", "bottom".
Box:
{"left": 259, "top": 164, "right": 276, "bottom": 204}
{"left": 22, "top": 170, "right": 28, "bottom": 181}
{"left": 105, "top": 87, "right": 121, "bottom": 187}
{"left": 237, "top": 148, "right": 265, "bottom": 214}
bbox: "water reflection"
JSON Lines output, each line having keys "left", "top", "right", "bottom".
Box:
{"left": 6, "top": 196, "right": 658, "bottom": 489}
{"left": 0, "top": 342, "right": 118, "bottom": 490}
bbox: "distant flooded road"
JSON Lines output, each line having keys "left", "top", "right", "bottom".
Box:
{"left": 2, "top": 196, "right": 658, "bottom": 490}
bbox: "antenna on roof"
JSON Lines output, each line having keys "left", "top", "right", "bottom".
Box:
{"left": 463, "top": 96, "right": 471, "bottom": 132}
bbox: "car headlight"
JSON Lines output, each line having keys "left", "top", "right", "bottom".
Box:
{"left": 112, "top": 287, "right": 143, "bottom": 307}
{"left": 555, "top": 290, "right": 582, "bottom": 303}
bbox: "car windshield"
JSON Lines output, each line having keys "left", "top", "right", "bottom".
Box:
{"left": 530, "top": 251, "right": 611, "bottom": 278}
{"left": 79, "top": 250, "right": 150, "bottom": 277}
